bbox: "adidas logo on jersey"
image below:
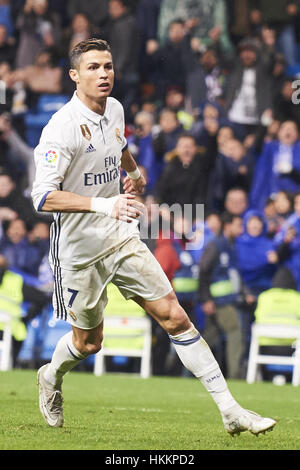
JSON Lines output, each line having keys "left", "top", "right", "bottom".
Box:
{"left": 85, "top": 143, "right": 96, "bottom": 153}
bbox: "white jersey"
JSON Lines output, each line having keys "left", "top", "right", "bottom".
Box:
{"left": 32, "top": 92, "right": 139, "bottom": 270}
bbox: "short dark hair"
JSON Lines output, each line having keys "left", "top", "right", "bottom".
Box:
{"left": 69, "top": 38, "right": 111, "bottom": 70}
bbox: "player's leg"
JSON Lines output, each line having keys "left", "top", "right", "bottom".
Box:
{"left": 43, "top": 322, "right": 103, "bottom": 385}
{"left": 37, "top": 262, "right": 106, "bottom": 427}
{"left": 112, "top": 238, "right": 276, "bottom": 436}
{"left": 134, "top": 291, "right": 276, "bottom": 436}
{"left": 38, "top": 322, "right": 103, "bottom": 427}
{"left": 134, "top": 291, "right": 238, "bottom": 410}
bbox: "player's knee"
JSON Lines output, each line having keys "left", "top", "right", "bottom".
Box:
{"left": 78, "top": 342, "right": 101, "bottom": 356}
{"left": 74, "top": 332, "right": 103, "bottom": 356}
{"left": 165, "top": 302, "right": 191, "bottom": 336}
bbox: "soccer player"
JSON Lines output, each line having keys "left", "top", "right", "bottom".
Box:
{"left": 32, "top": 38, "right": 276, "bottom": 436}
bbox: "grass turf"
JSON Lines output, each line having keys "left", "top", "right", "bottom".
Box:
{"left": 0, "top": 370, "right": 299, "bottom": 451}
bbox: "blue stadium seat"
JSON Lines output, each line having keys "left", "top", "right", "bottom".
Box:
{"left": 17, "top": 305, "right": 46, "bottom": 363}
{"left": 25, "top": 94, "right": 69, "bottom": 147}
{"left": 286, "top": 64, "right": 300, "bottom": 77}
{"left": 39, "top": 307, "right": 72, "bottom": 361}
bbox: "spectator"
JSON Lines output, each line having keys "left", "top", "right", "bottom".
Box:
{"left": 127, "top": 111, "right": 161, "bottom": 192}
{"left": 226, "top": 0, "right": 253, "bottom": 45}
{"left": 67, "top": 0, "right": 109, "bottom": 28}
{"left": 0, "top": 218, "right": 49, "bottom": 276}
{"left": 0, "top": 111, "right": 35, "bottom": 193}
{"left": 152, "top": 108, "right": 183, "bottom": 162}
{"left": 0, "top": 0, "right": 14, "bottom": 39}
{"left": 262, "top": 190, "right": 295, "bottom": 238}
{"left": 155, "top": 122, "right": 218, "bottom": 218}
{"left": 217, "top": 125, "right": 235, "bottom": 153}
{"left": 101, "top": 0, "right": 140, "bottom": 116}
{"left": 274, "top": 190, "right": 300, "bottom": 291}
{"left": 0, "top": 24, "right": 15, "bottom": 67}
{"left": 270, "top": 52, "right": 287, "bottom": 101}
{"left": 15, "top": 0, "right": 61, "bottom": 68}
{"left": 136, "top": 0, "right": 162, "bottom": 80}
{"left": 0, "top": 218, "right": 28, "bottom": 270}
{"left": 187, "top": 47, "right": 226, "bottom": 110}
{"left": 249, "top": 0, "right": 299, "bottom": 66}
{"left": 235, "top": 210, "right": 278, "bottom": 374}
{"left": 0, "top": 170, "right": 37, "bottom": 229}
{"left": 19, "top": 220, "right": 52, "bottom": 329}
{"left": 186, "top": 212, "right": 222, "bottom": 265}
{"left": 147, "top": 18, "right": 196, "bottom": 100}
{"left": 0, "top": 255, "right": 27, "bottom": 366}
{"left": 164, "top": 86, "right": 195, "bottom": 131}
{"left": 198, "top": 212, "right": 244, "bottom": 378}
{"left": 223, "top": 187, "right": 249, "bottom": 217}
{"left": 273, "top": 78, "right": 300, "bottom": 127}
{"left": 263, "top": 196, "right": 279, "bottom": 238}
{"left": 191, "top": 102, "right": 222, "bottom": 147}
{"left": 158, "top": 0, "right": 233, "bottom": 56}
{"left": 0, "top": 111, "right": 28, "bottom": 181}
{"left": 62, "top": 13, "right": 94, "bottom": 57}
{"left": 14, "top": 48, "right": 63, "bottom": 96}
{"left": 273, "top": 190, "right": 294, "bottom": 228}
{"left": 224, "top": 37, "right": 273, "bottom": 141}
{"left": 0, "top": 218, "right": 52, "bottom": 357}
{"left": 210, "top": 138, "right": 255, "bottom": 212}
{"left": 151, "top": 225, "right": 180, "bottom": 376}
{"left": 251, "top": 120, "right": 300, "bottom": 211}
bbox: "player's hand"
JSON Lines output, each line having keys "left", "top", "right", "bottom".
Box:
{"left": 111, "top": 194, "right": 145, "bottom": 222}
{"left": 91, "top": 194, "right": 145, "bottom": 223}
{"left": 123, "top": 174, "right": 146, "bottom": 195}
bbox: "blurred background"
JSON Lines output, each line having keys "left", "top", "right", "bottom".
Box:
{"left": 1, "top": 0, "right": 300, "bottom": 384}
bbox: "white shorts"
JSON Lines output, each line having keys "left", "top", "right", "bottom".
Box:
{"left": 52, "top": 237, "right": 173, "bottom": 329}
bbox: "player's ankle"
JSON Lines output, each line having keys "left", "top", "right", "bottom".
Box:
{"left": 43, "top": 364, "right": 62, "bottom": 387}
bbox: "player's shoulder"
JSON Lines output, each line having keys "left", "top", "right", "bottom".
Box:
{"left": 47, "top": 100, "right": 75, "bottom": 129}
{"left": 43, "top": 100, "right": 78, "bottom": 136}
{"left": 107, "top": 97, "right": 125, "bottom": 116}
{"left": 38, "top": 100, "right": 79, "bottom": 148}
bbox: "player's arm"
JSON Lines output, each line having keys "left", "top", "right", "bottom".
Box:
{"left": 37, "top": 190, "right": 144, "bottom": 222}
{"left": 41, "top": 190, "right": 91, "bottom": 212}
{"left": 31, "top": 124, "right": 144, "bottom": 222}
{"left": 121, "top": 146, "right": 146, "bottom": 194}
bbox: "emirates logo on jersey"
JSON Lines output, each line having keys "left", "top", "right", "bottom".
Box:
{"left": 80, "top": 124, "right": 92, "bottom": 141}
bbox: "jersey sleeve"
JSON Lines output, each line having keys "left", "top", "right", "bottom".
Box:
{"left": 31, "top": 118, "right": 77, "bottom": 212}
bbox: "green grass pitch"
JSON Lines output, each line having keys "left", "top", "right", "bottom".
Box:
{"left": 0, "top": 370, "right": 299, "bottom": 450}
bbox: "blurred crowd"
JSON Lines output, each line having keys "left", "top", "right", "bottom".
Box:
{"left": 1, "top": 0, "right": 300, "bottom": 379}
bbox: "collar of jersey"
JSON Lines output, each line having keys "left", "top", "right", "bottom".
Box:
{"left": 72, "top": 91, "right": 110, "bottom": 124}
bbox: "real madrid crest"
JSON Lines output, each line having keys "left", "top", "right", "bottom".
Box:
{"left": 80, "top": 124, "right": 92, "bottom": 141}
{"left": 115, "top": 128, "right": 123, "bottom": 145}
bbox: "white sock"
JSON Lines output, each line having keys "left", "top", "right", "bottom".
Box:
{"left": 169, "top": 324, "right": 239, "bottom": 413}
{"left": 44, "top": 331, "right": 87, "bottom": 386}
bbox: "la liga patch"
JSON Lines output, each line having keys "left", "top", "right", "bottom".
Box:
{"left": 45, "top": 149, "right": 58, "bottom": 163}
{"left": 44, "top": 149, "right": 58, "bottom": 168}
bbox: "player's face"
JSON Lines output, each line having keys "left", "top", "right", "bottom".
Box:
{"left": 71, "top": 49, "right": 114, "bottom": 102}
